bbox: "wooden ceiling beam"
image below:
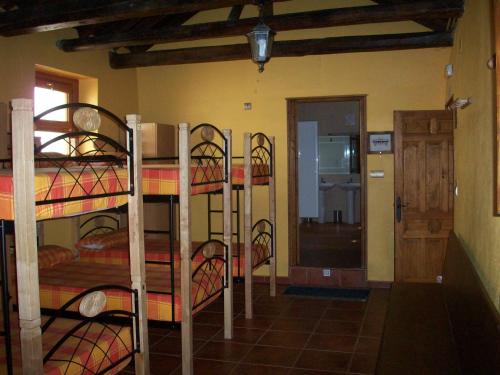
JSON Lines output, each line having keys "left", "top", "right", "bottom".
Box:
{"left": 59, "top": 1, "right": 463, "bottom": 52}
{"left": 109, "top": 31, "right": 453, "bottom": 69}
{"left": 0, "top": 0, "right": 280, "bottom": 36}
{"left": 372, "top": 0, "right": 463, "bottom": 31}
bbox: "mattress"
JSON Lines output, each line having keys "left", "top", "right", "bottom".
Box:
{"left": 77, "top": 238, "right": 270, "bottom": 275}
{"left": 0, "top": 164, "right": 225, "bottom": 220}
{"left": 37, "top": 261, "right": 223, "bottom": 322}
{"left": 231, "top": 164, "right": 270, "bottom": 186}
{"left": 0, "top": 313, "right": 132, "bottom": 375}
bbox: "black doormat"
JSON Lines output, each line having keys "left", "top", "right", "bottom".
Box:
{"left": 284, "top": 286, "right": 370, "bottom": 300}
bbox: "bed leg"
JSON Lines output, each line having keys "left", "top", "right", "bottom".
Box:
{"left": 269, "top": 136, "right": 276, "bottom": 297}
{"left": 127, "top": 115, "right": 150, "bottom": 375}
{"left": 223, "top": 129, "right": 233, "bottom": 339}
{"left": 244, "top": 133, "right": 253, "bottom": 319}
{"left": 179, "top": 123, "right": 193, "bottom": 375}
{"left": 12, "top": 99, "right": 44, "bottom": 374}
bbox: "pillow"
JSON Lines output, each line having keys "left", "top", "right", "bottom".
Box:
{"left": 76, "top": 228, "right": 129, "bottom": 251}
{"left": 38, "top": 245, "right": 75, "bottom": 269}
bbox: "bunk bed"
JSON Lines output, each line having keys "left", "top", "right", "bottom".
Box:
{"left": 0, "top": 101, "right": 149, "bottom": 374}
{"left": 73, "top": 131, "right": 276, "bottom": 320}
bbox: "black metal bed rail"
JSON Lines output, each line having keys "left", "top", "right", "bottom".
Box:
{"left": 190, "top": 123, "right": 228, "bottom": 186}
{"left": 41, "top": 285, "right": 140, "bottom": 375}
{"left": 33, "top": 103, "right": 134, "bottom": 205}
{"left": 80, "top": 214, "right": 120, "bottom": 239}
{"left": 251, "top": 132, "right": 273, "bottom": 178}
{"left": 207, "top": 186, "right": 243, "bottom": 280}
{"left": 251, "top": 219, "right": 274, "bottom": 270}
{"left": 191, "top": 239, "right": 228, "bottom": 310}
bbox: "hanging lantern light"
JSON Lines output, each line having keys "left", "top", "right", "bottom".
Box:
{"left": 246, "top": 1, "right": 276, "bottom": 73}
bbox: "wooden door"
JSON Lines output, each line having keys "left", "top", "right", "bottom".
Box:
{"left": 394, "top": 110, "right": 454, "bottom": 282}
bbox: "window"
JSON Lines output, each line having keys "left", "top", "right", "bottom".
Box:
{"left": 34, "top": 71, "right": 78, "bottom": 154}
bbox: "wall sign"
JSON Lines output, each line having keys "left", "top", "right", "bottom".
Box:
{"left": 367, "top": 131, "right": 393, "bottom": 154}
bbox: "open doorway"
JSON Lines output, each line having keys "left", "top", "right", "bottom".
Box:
{"left": 287, "top": 96, "right": 367, "bottom": 271}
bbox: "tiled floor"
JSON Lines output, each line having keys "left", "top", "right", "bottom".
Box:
{"left": 299, "top": 223, "right": 362, "bottom": 268}
{"left": 125, "top": 283, "right": 389, "bottom": 375}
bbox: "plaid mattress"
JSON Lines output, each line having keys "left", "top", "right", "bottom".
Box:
{"left": 37, "top": 245, "right": 76, "bottom": 269}
{"left": 0, "top": 314, "right": 132, "bottom": 375}
{"left": 37, "top": 261, "right": 223, "bottom": 322}
{"left": 77, "top": 237, "right": 269, "bottom": 275}
{"left": 0, "top": 165, "right": 225, "bottom": 220}
{"left": 231, "top": 164, "right": 270, "bottom": 186}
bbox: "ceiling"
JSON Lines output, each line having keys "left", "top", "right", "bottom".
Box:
{"left": 0, "top": 0, "right": 464, "bottom": 69}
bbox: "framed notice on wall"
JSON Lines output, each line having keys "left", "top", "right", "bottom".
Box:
{"left": 367, "top": 131, "right": 393, "bottom": 154}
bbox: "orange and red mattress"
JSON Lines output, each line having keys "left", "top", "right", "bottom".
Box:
{"left": 0, "top": 313, "right": 131, "bottom": 375}
{"left": 76, "top": 236, "right": 269, "bottom": 275}
{"left": 0, "top": 164, "right": 225, "bottom": 221}
{"left": 37, "top": 261, "right": 222, "bottom": 322}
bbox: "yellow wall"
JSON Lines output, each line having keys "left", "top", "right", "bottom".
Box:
{"left": 137, "top": 47, "right": 450, "bottom": 280}
{"left": 0, "top": 30, "right": 139, "bottom": 249}
{"left": 447, "top": 0, "right": 500, "bottom": 310}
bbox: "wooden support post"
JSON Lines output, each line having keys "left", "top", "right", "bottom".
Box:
{"left": 179, "top": 123, "right": 193, "bottom": 375}
{"left": 243, "top": 133, "right": 253, "bottom": 319}
{"left": 126, "top": 115, "right": 150, "bottom": 375}
{"left": 11, "top": 99, "right": 43, "bottom": 374}
{"left": 222, "top": 129, "right": 233, "bottom": 339}
{"left": 269, "top": 136, "right": 277, "bottom": 297}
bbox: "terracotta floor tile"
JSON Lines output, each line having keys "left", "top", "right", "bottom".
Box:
{"left": 242, "top": 345, "right": 301, "bottom": 367}
{"left": 360, "top": 320, "right": 384, "bottom": 338}
{"left": 295, "top": 350, "right": 351, "bottom": 372}
{"left": 355, "top": 337, "right": 381, "bottom": 354}
{"left": 233, "top": 316, "right": 276, "bottom": 330}
{"left": 258, "top": 330, "right": 310, "bottom": 348}
{"left": 253, "top": 303, "right": 286, "bottom": 316}
{"left": 281, "top": 306, "right": 326, "bottom": 319}
{"left": 171, "top": 359, "right": 236, "bottom": 375}
{"left": 271, "top": 318, "right": 317, "bottom": 332}
{"left": 194, "top": 311, "right": 225, "bottom": 326}
{"left": 322, "top": 308, "right": 365, "bottom": 322}
{"left": 349, "top": 353, "right": 378, "bottom": 374}
{"left": 316, "top": 320, "right": 361, "bottom": 336}
{"left": 231, "top": 363, "right": 290, "bottom": 375}
{"left": 169, "top": 324, "right": 221, "bottom": 340}
{"left": 151, "top": 336, "right": 205, "bottom": 355}
{"left": 149, "top": 353, "right": 181, "bottom": 375}
{"left": 194, "top": 341, "right": 252, "bottom": 362}
{"left": 289, "top": 369, "right": 344, "bottom": 375}
{"left": 212, "top": 327, "right": 266, "bottom": 344}
{"left": 306, "top": 333, "right": 357, "bottom": 352}
{"left": 329, "top": 300, "right": 366, "bottom": 311}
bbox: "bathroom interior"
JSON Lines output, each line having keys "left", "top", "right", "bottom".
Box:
{"left": 297, "top": 100, "right": 362, "bottom": 269}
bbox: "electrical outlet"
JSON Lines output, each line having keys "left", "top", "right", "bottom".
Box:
{"left": 243, "top": 102, "right": 252, "bottom": 110}
{"left": 323, "top": 268, "right": 331, "bottom": 277}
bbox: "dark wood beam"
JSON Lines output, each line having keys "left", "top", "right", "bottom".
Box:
{"left": 227, "top": 5, "right": 244, "bottom": 22}
{"left": 372, "top": 0, "right": 463, "bottom": 31}
{"left": 0, "top": 0, "right": 283, "bottom": 36}
{"left": 59, "top": 1, "right": 463, "bottom": 52}
{"left": 109, "top": 32, "right": 453, "bottom": 69}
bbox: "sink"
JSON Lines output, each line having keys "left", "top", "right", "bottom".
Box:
{"left": 318, "top": 182, "right": 335, "bottom": 224}
{"left": 319, "top": 182, "right": 335, "bottom": 191}
{"left": 337, "top": 182, "right": 360, "bottom": 224}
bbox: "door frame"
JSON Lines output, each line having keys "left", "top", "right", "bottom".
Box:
{"left": 287, "top": 95, "right": 367, "bottom": 269}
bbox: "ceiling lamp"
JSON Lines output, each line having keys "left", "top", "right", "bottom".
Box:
{"left": 246, "top": 0, "right": 276, "bottom": 73}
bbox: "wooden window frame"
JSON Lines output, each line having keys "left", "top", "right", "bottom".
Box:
{"left": 35, "top": 71, "right": 79, "bottom": 132}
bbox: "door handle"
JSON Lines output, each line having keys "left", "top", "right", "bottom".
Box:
{"left": 396, "top": 196, "right": 407, "bottom": 223}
